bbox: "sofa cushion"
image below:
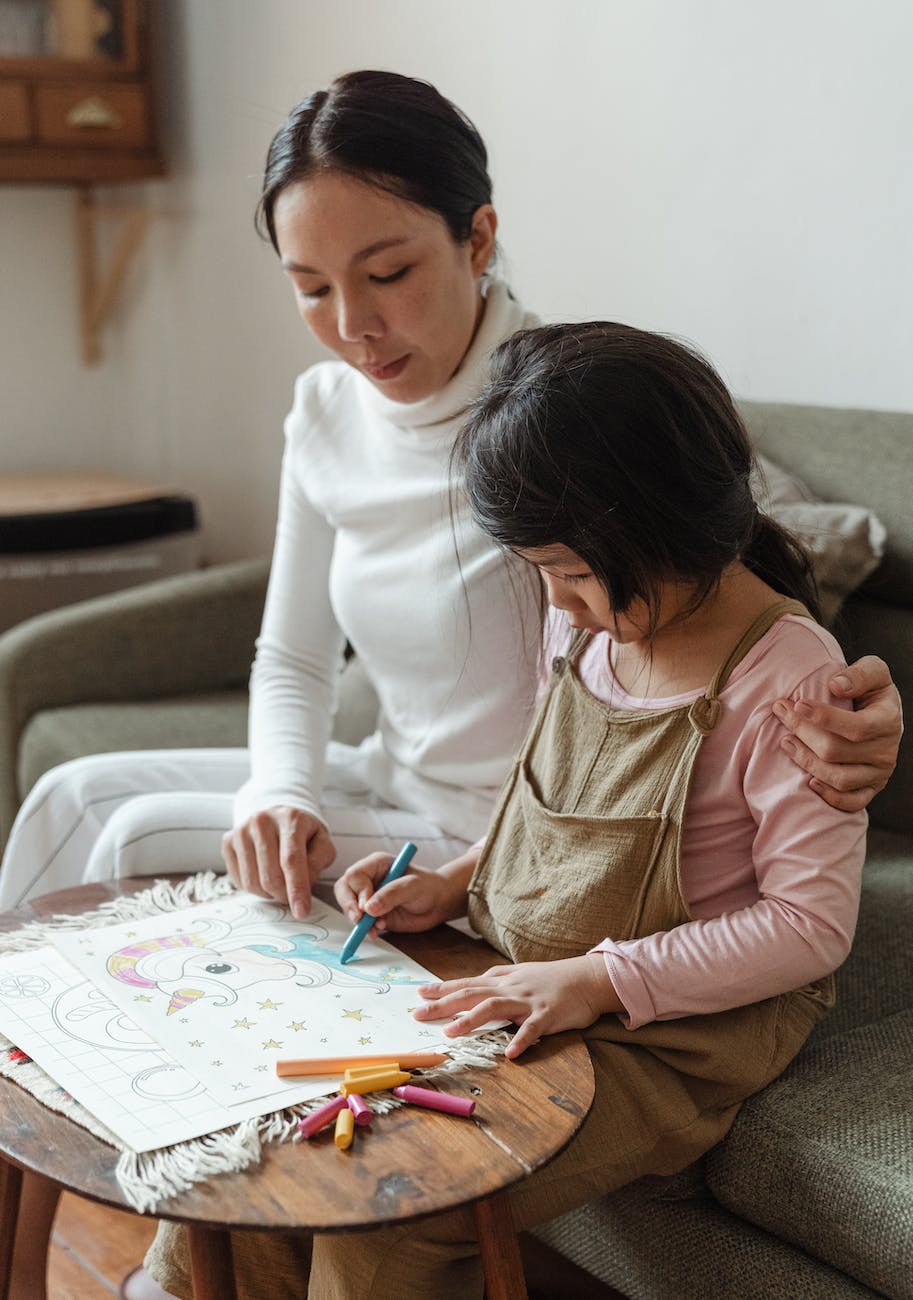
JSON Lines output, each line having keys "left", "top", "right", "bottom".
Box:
{"left": 534, "top": 1172, "right": 880, "bottom": 1299}
{"left": 17, "top": 693, "right": 251, "bottom": 799}
{"left": 752, "top": 454, "right": 886, "bottom": 626}
{"left": 705, "top": 1009, "right": 913, "bottom": 1299}
{"left": 814, "top": 828, "right": 913, "bottom": 1040}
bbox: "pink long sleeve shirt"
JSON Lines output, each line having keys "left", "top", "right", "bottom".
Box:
{"left": 543, "top": 611, "right": 867, "bottom": 1029}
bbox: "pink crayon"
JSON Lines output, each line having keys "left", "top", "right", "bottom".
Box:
{"left": 347, "top": 1094, "right": 373, "bottom": 1127}
{"left": 392, "top": 1084, "right": 476, "bottom": 1118}
{"left": 298, "top": 1094, "right": 348, "bottom": 1139}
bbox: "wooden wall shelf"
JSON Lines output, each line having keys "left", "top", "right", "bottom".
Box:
{"left": 0, "top": 0, "right": 164, "bottom": 362}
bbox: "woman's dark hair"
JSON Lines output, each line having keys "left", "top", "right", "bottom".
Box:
{"left": 257, "top": 70, "right": 493, "bottom": 251}
{"left": 455, "top": 322, "right": 819, "bottom": 628}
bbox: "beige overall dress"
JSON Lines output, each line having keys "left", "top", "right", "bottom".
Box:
{"left": 148, "top": 599, "right": 833, "bottom": 1300}
{"left": 467, "top": 598, "right": 832, "bottom": 1185}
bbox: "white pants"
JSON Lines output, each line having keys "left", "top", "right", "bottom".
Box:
{"left": 0, "top": 743, "right": 470, "bottom": 911}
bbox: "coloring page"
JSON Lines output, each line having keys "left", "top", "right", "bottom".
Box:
{"left": 0, "top": 945, "right": 333, "bottom": 1152}
{"left": 52, "top": 894, "right": 444, "bottom": 1107}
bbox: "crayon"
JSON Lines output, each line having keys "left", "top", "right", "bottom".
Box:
{"left": 347, "top": 1094, "right": 373, "bottom": 1127}
{"left": 339, "top": 841, "right": 417, "bottom": 963}
{"left": 298, "top": 1094, "right": 348, "bottom": 1139}
{"left": 334, "top": 1106, "right": 355, "bottom": 1149}
{"left": 343, "top": 1063, "right": 398, "bottom": 1081}
{"left": 275, "top": 1052, "right": 447, "bottom": 1077}
{"left": 340, "top": 1067, "right": 411, "bottom": 1097}
{"left": 392, "top": 1084, "right": 476, "bottom": 1118}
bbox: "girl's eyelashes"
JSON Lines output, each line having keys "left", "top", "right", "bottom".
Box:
{"left": 538, "top": 567, "right": 593, "bottom": 585}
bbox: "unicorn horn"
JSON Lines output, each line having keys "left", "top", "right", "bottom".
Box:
{"left": 167, "top": 987, "right": 204, "bottom": 1016}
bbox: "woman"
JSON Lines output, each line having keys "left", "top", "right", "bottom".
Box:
{"left": 3, "top": 71, "right": 901, "bottom": 1300}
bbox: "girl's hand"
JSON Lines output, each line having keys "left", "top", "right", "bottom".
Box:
{"left": 222, "top": 806, "right": 336, "bottom": 920}
{"left": 414, "top": 953, "right": 623, "bottom": 1058}
{"left": 333, "top": 850, "right": 473, "bottom": 935}
{"left": 773, "top": 656, "right": 903, "bottom": 811}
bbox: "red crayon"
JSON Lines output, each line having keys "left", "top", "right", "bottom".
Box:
{"left": 298, "top": 1094, "right": 348, "bottom": 1139}
{"left": 347, "top": 1094, "right": 373, "bottom": 1127}
{"left": 392, "top": 1084, "right": 476, "bottom": 1118}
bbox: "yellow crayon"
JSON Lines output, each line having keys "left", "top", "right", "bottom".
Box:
{"left": 343, "top": 1063, "right": 398, "bottom": 1081}
{"left": 334, "top": 1106, "right": 355, "bottom": 1150}
{"left": 340, "top": 1067, "right": 411, "bottom": 1096}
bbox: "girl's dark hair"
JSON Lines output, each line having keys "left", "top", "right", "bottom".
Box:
{"left": 455, "top": 322, "right": 819, "bottom": 628}
{"left": 257, "top": 70, "right": 493, "bottom": 251}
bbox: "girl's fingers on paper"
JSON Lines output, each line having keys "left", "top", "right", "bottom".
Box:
{"left": 505, "top": 1018, "right": 543, "bottom": 1058}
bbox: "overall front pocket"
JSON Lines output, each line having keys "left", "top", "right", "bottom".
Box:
{"left": 472, "top": 761, "right": 670, "bottom": 962}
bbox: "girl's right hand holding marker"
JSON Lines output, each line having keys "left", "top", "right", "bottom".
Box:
{"left": 333, "top": 848, "right": 477, "bottom": 935}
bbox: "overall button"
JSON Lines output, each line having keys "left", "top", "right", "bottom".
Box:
{"left": 551, "top": 656, "right": 566, "bottom": 675}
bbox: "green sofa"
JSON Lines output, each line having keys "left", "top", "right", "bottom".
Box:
{"left": 0, "top": 399, "right": 909, "bottom": 1298}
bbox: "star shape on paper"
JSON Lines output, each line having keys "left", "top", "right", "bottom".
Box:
{"left": 341, "top": 1008, "right": 368, "bottom": 1022}
{"left": 210, "top": 1060, "right": 223, "bottom": 1068}
{"left": 126, "top": 931, "right": 138, "bottom": 938}
{"left": 232, "top": 1018, "right": 255, "bottom": 1029}
{"left": 320, "top": 1037, "right": 328, "bottom": 1044}
{"left": 180, "top": 1018, "right": 189, "bottom": 1024}
{"left": 133, "top": 995, "right": 152, "bottom": 1003}
{"left": 262, "top": 1039, "right": 283, "bottom": 1050}
{"left": 381, "top": 967, "right": 401, "bottom": 979}
{"left": 287, "top": 1020, "right": 305, "bottom": 1032}
{"left": 232, "top": 1082, "right": 249, "bottom": 1092}
{"left": 189, "top": 1040, "right": 204, "bottom": 1048}
{"left": 254, "top": 1064, "right": 268, "bottom": 1073}
{"left": 357, "top": 1036, "right": 372, "bottom": 1046}
{"left": 258, "top": 998, "right": 282, "bottom": 1011}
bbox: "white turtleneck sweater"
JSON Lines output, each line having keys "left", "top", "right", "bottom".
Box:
{"left": 234, "top": 283, "right": 541, "bottom": 841}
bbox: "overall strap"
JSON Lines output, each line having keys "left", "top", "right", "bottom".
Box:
{"left": 689, "top": 598, "right": 811, "bottom": 735}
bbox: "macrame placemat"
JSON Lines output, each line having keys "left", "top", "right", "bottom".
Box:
{"left": 0, "top": 873, "right": 509, "bottom": 1212}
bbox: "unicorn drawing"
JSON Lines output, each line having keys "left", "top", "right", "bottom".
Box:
{"left": 104, "top": 898, "right": 422, "bottom": 1016}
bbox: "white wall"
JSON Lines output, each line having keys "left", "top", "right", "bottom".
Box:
{"left": 2, "top": 0, "right": 911, "bottom": 562}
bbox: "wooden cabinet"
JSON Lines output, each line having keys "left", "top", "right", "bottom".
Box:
{"left": 0, "top": 0, "right": 163, "bottom": 183}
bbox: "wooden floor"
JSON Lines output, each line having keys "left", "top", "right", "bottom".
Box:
{"left": 45, "top": 1194, "right": 624, "bottom": 1299}
{"left": 48, "top": 1193, "right": 157, "bottom": 1298}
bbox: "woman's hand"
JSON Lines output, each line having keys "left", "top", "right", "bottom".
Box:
{"left": 221, "top": 806, "right": 336, "bottom": 919}
{"left": 773, "top": 656, "right": 903, "bottom": 812}
{"left": 414, "top": 953, "right": 623, "bottom": 1059}
{"left": 334, "top": 850, "right": 474, "bottom": 935}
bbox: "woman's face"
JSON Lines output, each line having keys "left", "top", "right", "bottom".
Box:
{"left": 272, "top": 172, "right": 496, "bottom": 403}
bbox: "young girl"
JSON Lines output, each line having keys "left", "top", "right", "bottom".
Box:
{"left": 324, "top": 321, "right": 867, "bottom": 1298}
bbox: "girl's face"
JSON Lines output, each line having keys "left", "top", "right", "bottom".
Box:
{"left": 272, "top": 171, "right": 496, "bottom": 403}
{"left": 520, "top": 544, "right": 675, "bottom": 644}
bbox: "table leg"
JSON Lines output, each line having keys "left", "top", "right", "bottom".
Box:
{"left": 187, "top": 1224, "right": 237, "bottom": 1300}
{"left": 0, "top": 1159, "right": 23, "bottom": 1300}
{"left": 473, "top": 1189, "right": 528, "bottom": 1300}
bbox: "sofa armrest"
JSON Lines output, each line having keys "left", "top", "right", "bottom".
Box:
{"left": 0, "top": 556, "right": 269, "bottom": 846}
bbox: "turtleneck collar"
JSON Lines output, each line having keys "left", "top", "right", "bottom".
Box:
{"left": 356, "top": 281, "right": 530, "bottom": 431}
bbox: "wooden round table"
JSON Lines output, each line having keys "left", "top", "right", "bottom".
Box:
{"left": 0, "top": 879, "right": 595, "bottom": 1300}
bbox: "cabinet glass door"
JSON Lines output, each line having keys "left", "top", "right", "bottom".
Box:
{"left": 0, "top": 1, "right": 124, "bottom": 62}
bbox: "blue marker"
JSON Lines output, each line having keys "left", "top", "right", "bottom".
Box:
{"left": 339, "top": 841, "right": 418, "bottom": 965}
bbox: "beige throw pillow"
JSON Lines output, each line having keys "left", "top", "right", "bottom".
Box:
{"left": 751, "top": 454, "right": 887, "bottom": 626}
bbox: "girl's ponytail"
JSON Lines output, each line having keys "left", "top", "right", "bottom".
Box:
{"left": 743, "top": 511, "right": 821, "bottom": 622}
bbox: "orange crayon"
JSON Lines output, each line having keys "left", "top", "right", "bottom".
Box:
{"left": 275, "top": 1052, "right": 447, "bottom": 1078}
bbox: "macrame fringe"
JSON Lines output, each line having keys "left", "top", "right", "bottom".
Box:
{"left": 0, "top": 873, "right": 510, "bottom": 1212}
